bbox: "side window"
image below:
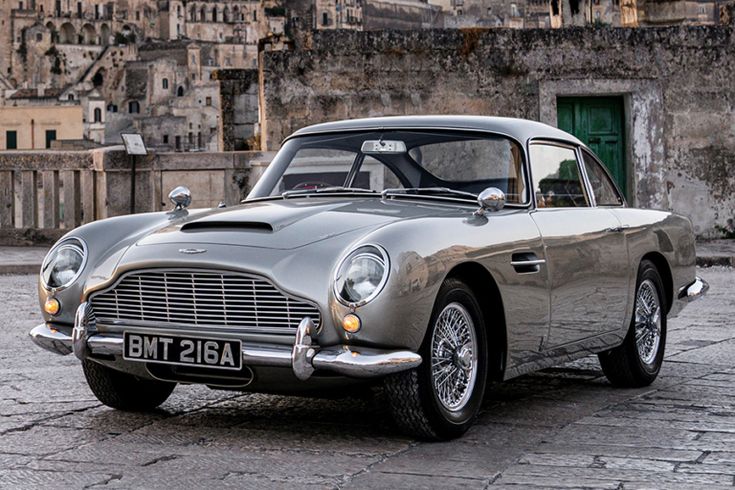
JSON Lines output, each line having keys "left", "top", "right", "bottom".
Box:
{"left": 581, "top": 150, "right": 623, "bottom": 206}
{"left": 529, "top": 144, "right": 588, "bottom": 208}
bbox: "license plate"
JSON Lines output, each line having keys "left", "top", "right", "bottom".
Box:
{"left": 123, "top": 333, "right": 242, "bottom": 370}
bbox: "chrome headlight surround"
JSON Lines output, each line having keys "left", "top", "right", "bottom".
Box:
{"left": 40, "top": 237, "right": 88, "bottom": 292}
{"left": 333, "top": 244, "right": 390, "bottom": 308}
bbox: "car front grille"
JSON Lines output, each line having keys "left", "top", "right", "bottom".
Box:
{"left": 89, "top": 269, "right": 321, "bottom": 335}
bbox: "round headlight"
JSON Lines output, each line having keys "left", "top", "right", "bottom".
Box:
{"left": 41, "top": 238, "right": 87, "bottom": 290}
{"left": 334, "top": 245, "right": 389, "bottom": 306}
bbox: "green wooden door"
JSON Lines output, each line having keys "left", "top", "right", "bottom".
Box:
{"left": 45, "top": 130, "right": 57, "bottom": 149}
{"left": 557, "top": 97, "right": 626, "bottom": 196}
{"left": 5, "top": 131, "right": 17, "bottom": 150}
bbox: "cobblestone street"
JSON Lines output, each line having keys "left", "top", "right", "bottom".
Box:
{"left": 1, "top": 268, "right": 733, "bottom": 489}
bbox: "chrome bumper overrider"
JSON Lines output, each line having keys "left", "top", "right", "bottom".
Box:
{"left": 678, "top": 276, "right": 709, "bottom": 303}
{"left": 29, "top": 303, "right": 422, "bottom": 381}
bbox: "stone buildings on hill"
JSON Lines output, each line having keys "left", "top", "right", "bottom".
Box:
{"left": 0, "top": 0, "right": 731, "bottom": 153}
{"left": 0, "top": 0, "right": 284, "bottom": 150}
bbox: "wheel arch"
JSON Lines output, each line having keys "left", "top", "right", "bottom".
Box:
{"left": 641, "top": 251, "right": 673, "bottom": 314}
{"left": 444, "top": 262, "right": 507, "bottom": 381}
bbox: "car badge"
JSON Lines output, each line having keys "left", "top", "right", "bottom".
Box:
{"left": 178, "top": 248, "right": 207, "bottom": 255}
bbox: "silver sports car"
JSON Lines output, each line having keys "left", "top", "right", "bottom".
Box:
{"left": 30, "top": 116, "right": 708, "bottom": 440}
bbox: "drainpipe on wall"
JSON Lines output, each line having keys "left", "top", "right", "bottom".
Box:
{"left": 31, "top": 118, "right": 35, "bottom": 149}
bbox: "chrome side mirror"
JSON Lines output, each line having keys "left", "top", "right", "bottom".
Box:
{"left": 475, "top": 187, "right": 505, "bottom": 215}
{"left": 168, "top": 186, "right": 192, "bottom": 210}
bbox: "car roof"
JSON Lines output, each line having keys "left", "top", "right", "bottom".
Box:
{"left": 287, "top": 115, "right": 583, "bottom": 146}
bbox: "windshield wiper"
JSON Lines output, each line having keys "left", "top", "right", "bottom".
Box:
{"left": 282, "top": 186, "right": 379, "bottom": 199}
{"left": 381, "top": 187, "right": 477, "bottom": 200}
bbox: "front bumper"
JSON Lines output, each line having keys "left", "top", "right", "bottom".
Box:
{"left": 29, "top": 303, "right": 422, "bottom": 381}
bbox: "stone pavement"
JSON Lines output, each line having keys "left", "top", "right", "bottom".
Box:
{"left": 0, "top": 267, "right": 733, "bottom": 488}
{"left": 2, "top": 240, "right": 733, "bottom": 274}
{"left": 0, "top": 247, "right": 48, "bottom": 275}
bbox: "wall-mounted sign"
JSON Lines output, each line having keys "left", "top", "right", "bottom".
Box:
{"left": 121, "top": 133, "right": 148, "bottom": 156}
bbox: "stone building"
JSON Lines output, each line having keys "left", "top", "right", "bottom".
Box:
{"left": 0, "top": 0, "right": 285, "bottom": 150}
{"left": 0, "top": 102, "right": 83, "bottom": 150}
{"left": 363, "top": 0, "right": 444, "bottom": 29}
{"left": 315, "top": 0, "right": 363, "bottom": 29}
{"left": 254, "top": 13, "right": 735, "bottom": 237}
{"left": 637, "top": 0, "right": 722, "bottom": 25}
{"left": 117, "top": 41, "right": 224, "bottom": 152}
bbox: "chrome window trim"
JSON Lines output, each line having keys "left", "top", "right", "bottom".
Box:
{"left": 578, "top": 147, "right": 627, "bottom": 208}
{"left": 259, "top": 128, "right": 534, "bottom": 209}
{"left": 576, "top": 145, "right": 597, "bottom": 208}
{"left": 527, "top": 139, "right": 591, "bottom": 210}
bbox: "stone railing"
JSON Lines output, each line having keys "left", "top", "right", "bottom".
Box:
{"left": 0, "top": 151, "right": 96, "bottom": 244}
{"left": 0, "top": 148, "right": 273, "bottom": 245}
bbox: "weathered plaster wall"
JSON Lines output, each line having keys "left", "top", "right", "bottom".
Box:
{"left": 260, "top": 23, "right": 735, "bottom": 236}
{"left": 214, "top": 69, "right": 260, "bottom": 151}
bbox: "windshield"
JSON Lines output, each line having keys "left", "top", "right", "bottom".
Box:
{"left": 248, "top": 130, "right": 528, "bottom": 204}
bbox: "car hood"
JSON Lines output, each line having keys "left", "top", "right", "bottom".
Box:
{"left": 135, "top": 197, "right": 462, "bottom": 250}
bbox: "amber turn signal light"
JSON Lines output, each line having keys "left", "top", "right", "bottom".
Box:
{"left": 44, "top": 297, "right": 61, "bottom": 316}
{"left": 342, "top": 313, "right": 361, "bottom": 333}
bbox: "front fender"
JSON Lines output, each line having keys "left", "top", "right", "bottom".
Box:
{"left": 37, "top": 209, "right": 206, "bottom": 325}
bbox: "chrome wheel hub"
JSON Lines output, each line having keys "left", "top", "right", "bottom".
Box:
{"left": 431, "top": 302, "right": 478, "bottom": 412}
{"left": 634, "top": 279, "right": 661, "bottom": 365}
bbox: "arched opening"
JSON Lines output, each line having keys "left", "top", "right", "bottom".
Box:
{"left": 59, "top": 22, "right": 75, "bottom": 44}
{"left": 189, "top": 4, "right": 196, "bottom": 21}
{"left": 223, "top": 6, "right": 230, "bottom": 22}
{"left": 162, "top": 78, "right": 169, "bottom": 89}
{"left": 45, "top": 22, "right": 58, "bottom": 43}
{"left": 92, "top": 68, "right": 105, "bottom": 87}
{"left": 81, "top": 23, "right": 97, "bottom": 45}
{"left": 93, "top": 107, "right": 102, "bottom": 122}
{"left": 100, "top": 23, "right": 110, "bottom": 45}
{"left": 200, "top": 6, "right": 206, "bottom": 21}
{"left": 68, "top": 94, "right": 74, "bottom": 101}
{"left": 128, "top": 100, "right": 140, "bottom": 114}
{"left": 212, "top": 6, "right": 218, "bottom": 22}
{"left": 176, "top": 86, "right": 184, "bottom": 97}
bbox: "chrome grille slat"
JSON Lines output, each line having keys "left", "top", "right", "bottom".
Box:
{"left": 90, "top": 269, "right": 320, "bottom": 335}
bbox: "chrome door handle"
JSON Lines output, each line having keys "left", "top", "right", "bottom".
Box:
{"left": 511, "top": 253, "right": 545, "bottom": 274}
{"left": 510, "top": 259, "right": 546, "bottom": 266}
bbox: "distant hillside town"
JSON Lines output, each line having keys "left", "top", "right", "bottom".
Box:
{"left": 0, "top": 0, "right": 730, "bottom": 152}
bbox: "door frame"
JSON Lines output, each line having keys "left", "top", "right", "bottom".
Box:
{"left": 537, "top": 79, "right": 666, "bottom": 210}
{"left": 556, "top": 96, "right": 626, "bottom": 198}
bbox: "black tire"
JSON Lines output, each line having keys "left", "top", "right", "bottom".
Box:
{"left": 82, "top": 359, "right": 176, "bottom": 411}
{"left": 598, "top": 260, "right": 667, "bottom": 387}
{"left": 384, "top": 278, "right": 488, "bottom": 440}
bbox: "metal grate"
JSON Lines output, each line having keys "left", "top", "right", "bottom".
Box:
{"left": 90, "top": 269, "right": 320, "bottom": 335}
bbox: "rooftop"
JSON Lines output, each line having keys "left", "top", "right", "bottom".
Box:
{"left": 289, "top": 115, "right": 583, "bottom": 145}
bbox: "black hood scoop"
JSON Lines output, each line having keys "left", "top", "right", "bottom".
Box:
{"left": 181, "top": 221, "right": 273, "bottom": 233}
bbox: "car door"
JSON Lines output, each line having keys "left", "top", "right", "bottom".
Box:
{"left": 528, "top": 142, "right": 630, "bottom": 348}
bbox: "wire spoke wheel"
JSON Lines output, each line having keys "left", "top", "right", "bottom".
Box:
{"left": 430, "top": 302, "right": 478, "bottom": 412}
{"left": 634, "top": 278, "right": 661, "bottom": 365}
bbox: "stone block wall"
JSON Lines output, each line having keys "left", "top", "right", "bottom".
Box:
{"left": 214, "top": 69, "right": 260, "bottom": 151}
{"left": 260, "top": 20, "right": 735, "bottom": 236}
